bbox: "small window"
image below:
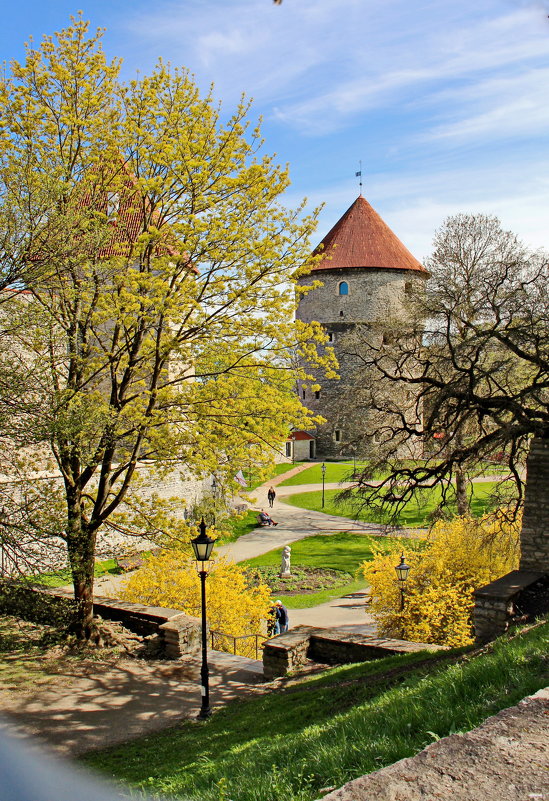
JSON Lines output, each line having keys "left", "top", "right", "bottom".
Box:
{"left": 302, "top": 389, "right": 306, "bottom": 399}
{"left": 328, "top": 332, "right": 335, "bottom": 343}
{"left": 405, "top": 281, "right": 413, "bottom": 295}
{"left": 333, "top": 429, "right": 341, "bottom": 442}
{"left": 339, "top": 310, "right": 344, "bottom": 317}
{"left": 285, "top": 442, "right": 292, "bottom": 458}
{"left": 315, "top": 390, "right": 320, "bottom": 400}
{"left": 338, "top": 281, "right": 349, "bottom": 296}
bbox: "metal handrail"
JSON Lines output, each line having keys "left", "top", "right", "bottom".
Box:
{"left": 210, "top": 629, "right": 269, "bottom": 660}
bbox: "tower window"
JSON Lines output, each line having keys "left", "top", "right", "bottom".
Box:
{"left": 333, "top": 429, "right": 341, "bottom": 442}
{"left": 405, "top": 281, "right": 413, "bottom": 295}
{"left": 339, "top": 310, "right": 344, "bottom": 317}
{"left": 338, "top": 281, "right": 349, "bottom": 296}
{"left": 328, "top": 332, "right": 335, "bottom": 343}
{"left": 302, "top": 389, "right": 306, "bottom": 399}
{"left": 315, "top": 390, "right": 320, "bottom": 399}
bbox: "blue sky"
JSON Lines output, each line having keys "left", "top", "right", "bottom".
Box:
{"left": 1, "top": 0, "right": 548, "bottom": 260}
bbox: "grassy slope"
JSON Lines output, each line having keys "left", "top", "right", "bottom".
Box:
{"left": 85, "top": 621, "right": 549, "bottom": 801}
{"left": 283, "top": 481, "right": 498, "bottom": 528}
{"left": 242, "top": 532, "right": 401, "bottom": 608}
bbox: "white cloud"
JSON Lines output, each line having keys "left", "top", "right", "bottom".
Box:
{"left": 423, "top": 67, "right": 549, "bottom": 142}
{"left": 114, "top": 0, "right": 549, "bottom": 261}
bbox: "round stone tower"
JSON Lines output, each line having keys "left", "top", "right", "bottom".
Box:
{"left": 297, "top": 194, "right": 428, "bottom": 459}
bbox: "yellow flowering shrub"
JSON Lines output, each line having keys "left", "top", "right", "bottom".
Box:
{"left": 361, "top": 512, "right": 521, "bottom": 647}
{"left": 122, "top": 549, "right": 272, "bottom": 657}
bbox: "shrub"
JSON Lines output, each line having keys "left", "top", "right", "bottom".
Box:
{"left": 361, "top": 511, "right": 520, "bottom": 646}
{"left": 121, "top": 549, "right": 272, "bottom": 657}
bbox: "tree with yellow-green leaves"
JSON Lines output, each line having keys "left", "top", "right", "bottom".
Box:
{"left": 0, "top": 17, "right": 334, "bottom": 638}
{"left": 361, "top": 512, "right": 520, "bottom": 646}
{"left": 122, "top": 551, "right": 272, "bottom": 657}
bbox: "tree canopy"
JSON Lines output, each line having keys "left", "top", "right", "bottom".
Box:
{"left": 0, "top": 17, "right": 332, "bottom": 635}
{"left": 341, "top": 213, "right": 549, "bottom": 519}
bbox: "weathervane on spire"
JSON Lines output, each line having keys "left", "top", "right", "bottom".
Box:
{"left": 355, "top": 161, "right": 363, "bottom": 194}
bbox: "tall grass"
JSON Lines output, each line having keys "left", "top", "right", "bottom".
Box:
{"left": 85, "top": 622, "right": 548, "bottom": 801}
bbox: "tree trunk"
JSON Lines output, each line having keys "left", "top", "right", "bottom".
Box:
{"left": 455, "top": 467, "right": 470, "bottom": 516}
{"left": 66, "top": 494, "right": 96, "bottom": 639}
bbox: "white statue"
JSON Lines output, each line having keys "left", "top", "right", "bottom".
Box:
{"left": 280, "top": 545, "right": 291, "bottom": 577}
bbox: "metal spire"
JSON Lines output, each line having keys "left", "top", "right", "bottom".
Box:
{"left": 355, "top": 160, "right": 363, "bottom": 194}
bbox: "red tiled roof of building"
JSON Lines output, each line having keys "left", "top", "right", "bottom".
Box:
{"left": 84, "top": 172, "right": 182, "bottom": 261}
{"left": 288, "top": 430, "right": 315, "bottom": 441}
{"left": 311, "top": 195, "right": 426, "bottom": 274}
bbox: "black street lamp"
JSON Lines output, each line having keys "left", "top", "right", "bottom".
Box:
{"left": 321, "top": 462, "right": 327, "bottom": 508}
{"left": 191, "top": 518, "right": 216, "bottom": 720}
{"left": 395, "top": 552, "right": 411, "bottom": 612}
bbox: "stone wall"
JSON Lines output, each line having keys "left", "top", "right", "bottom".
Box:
{"left": 473, "top": 570, "right": 546, "bottom": 644}
{"left": 262, "top": 625, "right": 444, "bottom": 679}
{"left": 519, "top": 437, "right": 549, "bottom": 572}
{"left": 0, "top": 580, "right": 77, "bottom": 627}
{"left": 297, "top": 267, "right": 419, "bottom": 326}
{"left": 472, "top": 436, "right": 549, "bottom": 644}
{"left": 0, "top": 463, "right": 211, "bottom": 573}
{"left": 0, "top": 580, "right": 202, "bottom": 659}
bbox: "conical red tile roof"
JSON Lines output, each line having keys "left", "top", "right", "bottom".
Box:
{"left": 312, "top": 195, "right": 426, "bottom": 274}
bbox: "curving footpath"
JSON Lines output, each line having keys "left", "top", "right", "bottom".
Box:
{"left": 216, "top": 475, "right": 390, "bottom": 632}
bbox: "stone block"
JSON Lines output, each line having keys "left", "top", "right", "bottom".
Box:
{"left": 159, "top": 613, "right": 202, "bottom": 659}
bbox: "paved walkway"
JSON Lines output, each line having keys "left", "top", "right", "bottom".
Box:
{"left": 2, "top": 473, "right": 379, "bottom": 755}
{"left": 0, "top": 651, "right": 265, "bottom": 757}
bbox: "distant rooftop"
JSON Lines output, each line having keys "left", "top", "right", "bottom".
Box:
{"left": 311, "top": 195, "right": 426, "bottom": 274}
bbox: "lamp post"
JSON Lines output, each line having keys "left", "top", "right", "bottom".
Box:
{"left": 321, "top": 462, "right": 326, "bottom": 508}
{"left": 395, "top": 552, "right": 411, "bottom": 612}
{"left": 191, "top": 518, "right": 216, "bottom": 720}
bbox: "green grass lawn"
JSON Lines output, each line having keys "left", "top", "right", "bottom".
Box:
{"left": 84, "top": 621, "right": 549, "bottom": 801}
{"left": 216, "top": 510, "right": 259, "bottom": 545}
{"left": 278, "top": 461, "right": 361, "bottom": 486}
{"left": 35, "top": 558, "right": 121, "bottom": 588}
{"left": 241, "top": 532, "right": 401, "bottom": 608}
{"left": 278, "top": 462, "right": 509, "bottom": 488}
{"left": 247, "top": 462, "right": 305, "bottom": 490}
{"left": 283, "top": 481, "right": 499, "bottom": 528}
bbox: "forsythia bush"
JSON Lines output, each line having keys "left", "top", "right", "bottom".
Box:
{"left": 361, "top": 512, "right": 521, "bottom": 647}
{"left": 122, "top": 549, "right": 272, "bottom": 657}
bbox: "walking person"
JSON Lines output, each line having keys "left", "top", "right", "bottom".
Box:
{"left": 267, "top": 486, "right": 276, "bottom": 508}
{"left": 275, "top": 600, "right": 289, "bottom": 633}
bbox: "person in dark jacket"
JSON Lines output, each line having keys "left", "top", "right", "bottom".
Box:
{"left": 267, "top": 486, "right": 276, "bottom": 507}
{"left": 275, "top": 600, "right": 289, "bottom": 633}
